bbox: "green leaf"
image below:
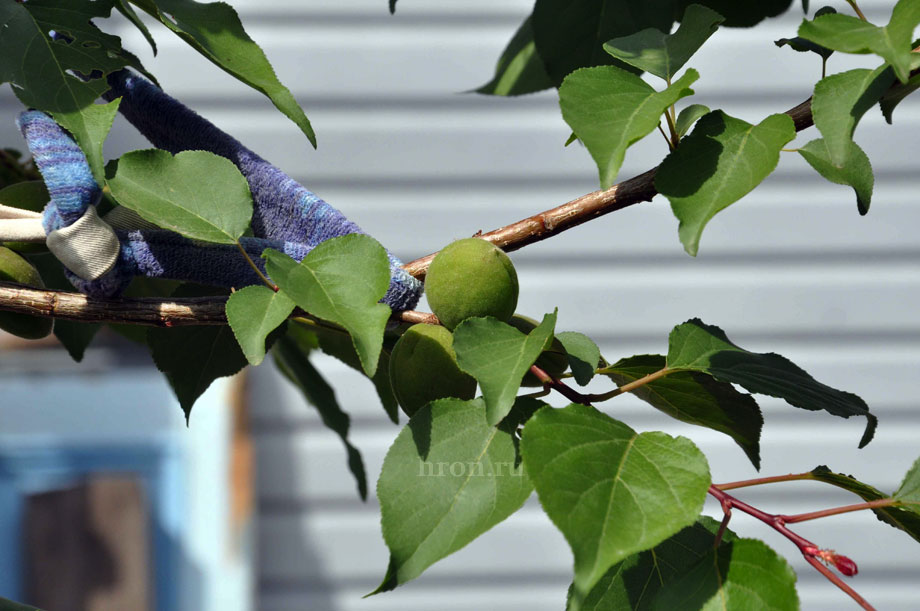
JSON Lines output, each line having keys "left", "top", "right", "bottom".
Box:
{"left": 130, "top": 0, "right": 316, "bottom": 146}
{"left": 116, "top": 0, "right": 157, "bottom": 55}
{"left": 676, "top": 0, "right": 792, "bottom": 28}
{"left": 580, "top": 517, "right": 797, "bottom": 611}
{"left": 798, "top": 138, "right": 873, "bottom": 215}
{"left": 674, "top": 103, "right": 709, "bottom": 138}
{"left": 603, "top": 4, "right": 724, "bottom": 81}
{"left": 106, "top": 149, "right": 253, "bottom": 244}
{"left": 560, "top": 67, "right": 698, "bottom": 188}
{"left": 603, "top": 354, "right": 762, "bottom": 469}
{"left": 0, "top": 181, "right": 49, "bottom": 213}
{"left": 148, "top": 287, "right": 248, "bottom": 419}
{"left": 653, "top": 536, "right": 799, "bottom": 610}
{"left": 263, "top": 234, "right": 392, "bottom": 377}
{"left": 476, "top": 16, "right": 554, "bottom": 96}
{"left": 453, "top": 312, "right": 557, "bottom": 425}
{"left": 533, "top": 0, "right": 679, "bottom": 86}
{"left": 775, "top": 7, "right": 836, "bottom": 60}
{"left": 895, "top": 457, "right": 920, "bottom": 503}
{"left": 667, "top": 318, "right": 877, "bottom": 447}
{"left": 77, "top": 98, "right": 121, "bottom": 183}
{"left": 809, "top": 465, "right": 920, "bottom": 544}
{"left": 556, "top": 331, "right": 601, "bottom": 386}
{"left": 798, "top": 0, "right": 920, "bottom": 82}
{"left": 273, "top": 326, "right": 368, "bottom": 500}
{"left": 374, "top": 397, "right": 537, "bottom": 592}
{"left": 522, "top": 404, "right": 710, "bottom": 602}
{"left": 226, "top": 284, "right": 295, "bottom": 366}
{"left": 0, "top": 0, "right": 146, "bottom": 173}
{"left": 389, "top": 0, "right": 398, "bottom": 15}
{"left": 879, "top": 72, "right": 920, "bottom": 124}
{"left": 656, "top": 111, "right": 796, "bottom": 255}
{"left": 811, "top": 66, "right": 894, "bottom": 167}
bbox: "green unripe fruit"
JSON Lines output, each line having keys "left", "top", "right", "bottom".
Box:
{"left": 425, "top": 238, "right": 519, "bottom": 330}
{"left": 389, "top": 324, "right": 477, "bottom": 417}
{"left": 509, "top": 315, "right": 568, "bottom": 386}
{"left": 0, "top": 246, "right": 53, "bottom": 339}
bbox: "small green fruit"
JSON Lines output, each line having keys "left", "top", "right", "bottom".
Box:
{"left": 425, "top": 238, "right": 519, "bottom": 330}
{"left": 509, "top": 315, "right": 568, "bottom": 386}
{"left": 389, "top": 323, "right": 477, "bottom": 417}
{"left": 0, "top": 246, "right": 53, "bottom": 339}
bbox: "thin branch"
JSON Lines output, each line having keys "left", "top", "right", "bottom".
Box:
{"left": 589, "top": 366, "right": 670, "bottom": 401}
{"left": 709, "top": 485, "right": 874, "bottom": 611}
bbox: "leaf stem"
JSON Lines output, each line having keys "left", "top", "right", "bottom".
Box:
{"left": 235, "top": 241, "right": 277, "bottom": 291}
{"left": 845, "top": 0, "right": 868, "bottom": 21}
{"left": 656, "top": 122, "right": 675, "bottom": 151}
{"left": 715, "top": 471, "right": 815, "bottom": 490}
{"left": 531, "top": 364, "right": 593, "bottom": 405}
{"left": 779, "top": 498, "right": 897, "bottom": 524}
{"left": 709, "top": 485, "right": 875, "bottom": 610}
{"left": 589, "top": 366, "right": 671, "bottom": 401}
{"left": 664, "top": 107, "right": 680, "bottom": 149}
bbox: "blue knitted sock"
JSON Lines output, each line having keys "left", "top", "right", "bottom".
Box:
{"left": 17, "top": 85, "right": 422, "bottom": 310}
{"left": 104, "top": 70, "right": 421, "bottom": 309}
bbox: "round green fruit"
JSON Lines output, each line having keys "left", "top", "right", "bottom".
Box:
{"left": 509, "top": 315, "right": 568, "bottom": 386}
{"left": 425, "top": 238, "right": 519, "bottom": 330}
{"left": 389, "top": 323, "right": 477, "bottom": 417}
{"left": 0, "top": 246, "right": 53, "bottom": 339}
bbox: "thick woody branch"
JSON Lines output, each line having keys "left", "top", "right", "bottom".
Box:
{"left": 0, "top": 97, "right": 816, "bottom": 326}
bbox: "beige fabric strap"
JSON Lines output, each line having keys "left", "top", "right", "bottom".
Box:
{"left": 0, "top": 218, "right": 45, "bottom": 242}
{"left": 46, "top": 205, "right": 121, "bottom": 280}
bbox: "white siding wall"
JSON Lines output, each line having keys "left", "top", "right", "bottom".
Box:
{"left": 2, "top": 1, "right": 918, "bottom": 609}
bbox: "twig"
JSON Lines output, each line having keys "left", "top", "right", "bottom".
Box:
{"left": 708, "top": 485, "right": 875, "bottom": 610}
{"left": 715, "top": 471, "right": 816, "bottom": 490}
{"left": 779, "top": 498, "right": 897, "bottom": 524}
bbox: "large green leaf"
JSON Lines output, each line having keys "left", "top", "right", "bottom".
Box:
{"left": 532, "top": 0, "right": 679, "bottom": 86}
{"left": 653, "top": 537, "right": 798, "bottom": 610}
{"left": 453, "top": 312, "right": 557, "bottom": 425}
{"left": 0, "top": 181, "right": 48, "bottom": 214}
{"left": 655, "top": 111, "right": 796, "bottom": 255}
{"left": 0, "top": 597, "right": 43, "bottom": 611}
{"left": 476, "top": 16, "right": 554, "bottom": 96}
{"left": 560, "top": 67, "right": 698, "bottom": 188}
{"left": 603, "top": 4, "right": 724, "bottom": 81}
{"left": 130, "top": 0, "right": 316, "bottom": 146}
{"left": 116, "top": 0, "right": 157, "bottom": 55}
{"left": 374, "top": 397, "right": 538, "bottom": 592}
{"left": 263, "top": 235, "right": 392, "bottom": 377}
{"left": 580, "top": 517, "right": 797, "bottom": 611}
{"left": 667, "top": 319, "right": 876, "bottom": 447}
{"left": 811, "top": 66, "right": 894, "bottom": 167}
{"left": 603, "top": 354, "right": 762, "bottom": 469}
{"left": 556, "top": 331, "right": 601, "bottom": 386}
{"left": 226, "top": 284, "right": 295, "bottom": 366}
{"left": 0, "top": 1, "right": 144, "bottom": 177}
{"left": 148, "top": 323, "right": 249, "bottom": 421}
{"left": 797, "top": 138, "right": 873, "bottom": 215}
{"left": 522, "top": 404, "right": 710, "bottom": 603}
{"left": 106, "top": 149, "right": 253, "bottom": 244}
{"left": 798, "top": 0, "right": 920, "bottom": 83}
{"left": 273, "top": 326, "right": 368, "bottom": 500}
{"left": 808, "top": 465, "right": 920, "bottom": 544}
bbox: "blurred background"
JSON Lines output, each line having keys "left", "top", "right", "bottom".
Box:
{"left": 1, "top": 0, "right": 918, "bottom": 609}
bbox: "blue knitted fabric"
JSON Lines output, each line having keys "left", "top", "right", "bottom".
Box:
{"left": 17, "top": 71, "right": 422, "bottom": 310}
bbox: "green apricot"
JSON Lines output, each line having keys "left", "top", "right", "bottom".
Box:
{"left": 425, "top": 238, "right": 519, "bottom": 330}
{"left": 389, "top": 323, "right": 477, "bottom": 417}
{"left": 508, "top": 315, "right": 569, "bottom": 386}
{"left": 0, "top": 246, "right": 53, "bottom": 339}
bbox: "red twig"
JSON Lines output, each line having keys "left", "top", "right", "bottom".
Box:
{"left": 708, "top": 485, "right": 874, "bottom": 610}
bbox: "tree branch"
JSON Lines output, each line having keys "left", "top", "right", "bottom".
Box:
{"left": 0, "top": 96, "right": 817, "bottom": 325}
